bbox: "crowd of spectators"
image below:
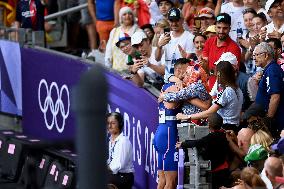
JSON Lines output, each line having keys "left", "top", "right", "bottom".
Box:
{"left": 98, "top": 0, "right": 284, "bottom": 188}
{"left": 10, "top": 0, "right": 284, "bottom": 188}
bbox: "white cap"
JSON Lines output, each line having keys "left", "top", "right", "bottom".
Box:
{"left": 265, "top": 0, "right": 276, "bottom": 12}
{"left": 131, "top": 31, "right": 147, "bottom": 46}
{"left": 214, "top": 52, "right": 238, "bottom": 66}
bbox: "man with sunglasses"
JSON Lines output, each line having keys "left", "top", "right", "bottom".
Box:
{"left": 202, "top": 13, "right": 241, "bottom": 90}
{"left": 262, "top": 0, "right": 284, "bottom": 40}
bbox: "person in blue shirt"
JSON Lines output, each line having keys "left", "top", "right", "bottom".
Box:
{"left": 253, "top": 42, "right": 284, "bottom": 138}
{"left": 153, "top": 58, "right": 188, "bottom": 189}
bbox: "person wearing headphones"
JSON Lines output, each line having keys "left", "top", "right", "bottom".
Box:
{"left": 106, "top": 112, "right": 134, "bottom": 189}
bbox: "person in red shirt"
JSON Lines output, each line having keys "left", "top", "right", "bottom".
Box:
{"left": 202, "top": 13, "right": 241, "bottom": 90}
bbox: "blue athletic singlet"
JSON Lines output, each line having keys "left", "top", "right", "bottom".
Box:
{"left": 153, "top": 82, "right": 180, "bottom": 171}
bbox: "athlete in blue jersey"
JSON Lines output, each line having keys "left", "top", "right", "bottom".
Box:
{"left": 154, "top": 59, "right": 188, "bottom": 189}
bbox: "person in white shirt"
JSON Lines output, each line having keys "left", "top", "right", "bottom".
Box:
{"left": 130, "top": 30, "right": 164, "bottom": 88}
{"left": 107, "top": 112, "right": 134, "bottom": 189}
{"left": 220, "top": 0, "right": 247, "bottom": 42}
{"left": 155, "top": 7, "right": 195, "bottom": 83}
{"left": 261, "top": 0, "right": 284, "bottom": 40}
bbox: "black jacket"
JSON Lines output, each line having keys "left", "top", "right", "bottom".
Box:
{"left": 181, "top": 131, "right": 229, "bottom": 170}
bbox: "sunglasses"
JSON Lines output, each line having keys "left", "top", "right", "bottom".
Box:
{"left": 216, "top": 15, "right": 225, "bottom": 21}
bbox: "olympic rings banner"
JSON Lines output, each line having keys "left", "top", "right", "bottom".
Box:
{"left": 19, "top": 47, "right": 159, "bottom": 189}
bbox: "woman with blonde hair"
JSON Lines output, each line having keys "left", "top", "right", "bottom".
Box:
{"left": 250, "top": 129, "right": 273, "bottom": 152}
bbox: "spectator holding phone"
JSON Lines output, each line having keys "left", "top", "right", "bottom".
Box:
{"left": 115, "top": 32, "right": 145, "bottom": 85}
{"left": 181, "top": 0, "right": 208, "bottom": 30}
{"left": 155, "top": 8, "right": 195, "bottom": 83}
{"left": 116, "top": 32, "right": 136, "bottom": 64}
{"left": 192, "top": 7, "right": 216, "bottom": 35}
{"left": 130, "top": 31, "right": 164, "bottom": 88}
{"left": 105, "top": 7, "right": 141, "bottom": 73}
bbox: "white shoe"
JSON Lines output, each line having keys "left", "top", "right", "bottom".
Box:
{"left": 81, "top": 51, "right": 87, "bottom": 58}
{"left": 86, "top": 50, "right": 96, "bottom": 61}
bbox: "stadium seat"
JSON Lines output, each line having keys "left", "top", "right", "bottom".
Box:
{"left": 43, "top": 160, "right": 65, "bottom": 189}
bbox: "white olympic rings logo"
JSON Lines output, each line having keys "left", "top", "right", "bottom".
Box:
{"left": 38, "top": 79, "right": 70, "bottom": 133}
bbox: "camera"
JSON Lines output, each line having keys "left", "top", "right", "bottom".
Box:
{"left": 194, "top": 18, "right": 201, "bottom": 29}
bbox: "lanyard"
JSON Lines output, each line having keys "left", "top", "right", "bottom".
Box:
{"left": 109, "top": 141, "right": 118, "bottom": 164}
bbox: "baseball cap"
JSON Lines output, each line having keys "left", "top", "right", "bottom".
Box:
{"left": 156, "top": 0, "right": 176, "bottom": 6}
{"left": 216, "top": 13, "right": 231, "bottom": 25}
{"left": 168, "top": 7, "right": 182, "bottom": 21}
{"left": 271, "top": 137, "right": 284, "bottom": 154}
{"left": 265, "top": 0, "right": 280, "bottom": 12}
{"left": 205, "top": 25, "right": 216, "bottom": 34}
{"left": 198, "top": 7, "right": 215, "bottom": 18}
{"left": 244, "top": 144, "right": 268, "bottom": 162}
{"left": 242, "top": 103, "right": 265, "bottom": 120}
{"left": 214, "top": 52, "right": 238, "bottom": 66}
{"left": 116, "top": 33, "right": 131, "bottom": 47}
{"left": 131, "top": 31, "right": 148, "bottom": 46}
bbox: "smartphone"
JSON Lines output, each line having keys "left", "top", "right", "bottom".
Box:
{"left": 164, "top": 28, "right": 171, "bottom": 34}
{"left": 134, "top": 51, "right": 142, "bottom": 60}
{"left": 194, "top": 19, "right": 201, "bottom": 29}
{"left": 127, "top": 60, "right": 134, "bottom": 65}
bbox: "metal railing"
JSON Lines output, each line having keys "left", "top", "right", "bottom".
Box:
{"left": 0, "top": 2, "right": 88, "bottom": 47}
{"left": 0, "top": 27, "right": 45, "bottom": 47}
{"left": 45, "top": 3, "right": 88, "bottom": 21}
{"left": 177, "top": 123, "right": 211, "bottom": 189}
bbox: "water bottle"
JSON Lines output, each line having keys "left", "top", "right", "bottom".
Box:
{"left": 236, "top": 22, "right": 243, "bottom": 39}
{"left": 170, "top": 52, "right": 176, "bottom": 74}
